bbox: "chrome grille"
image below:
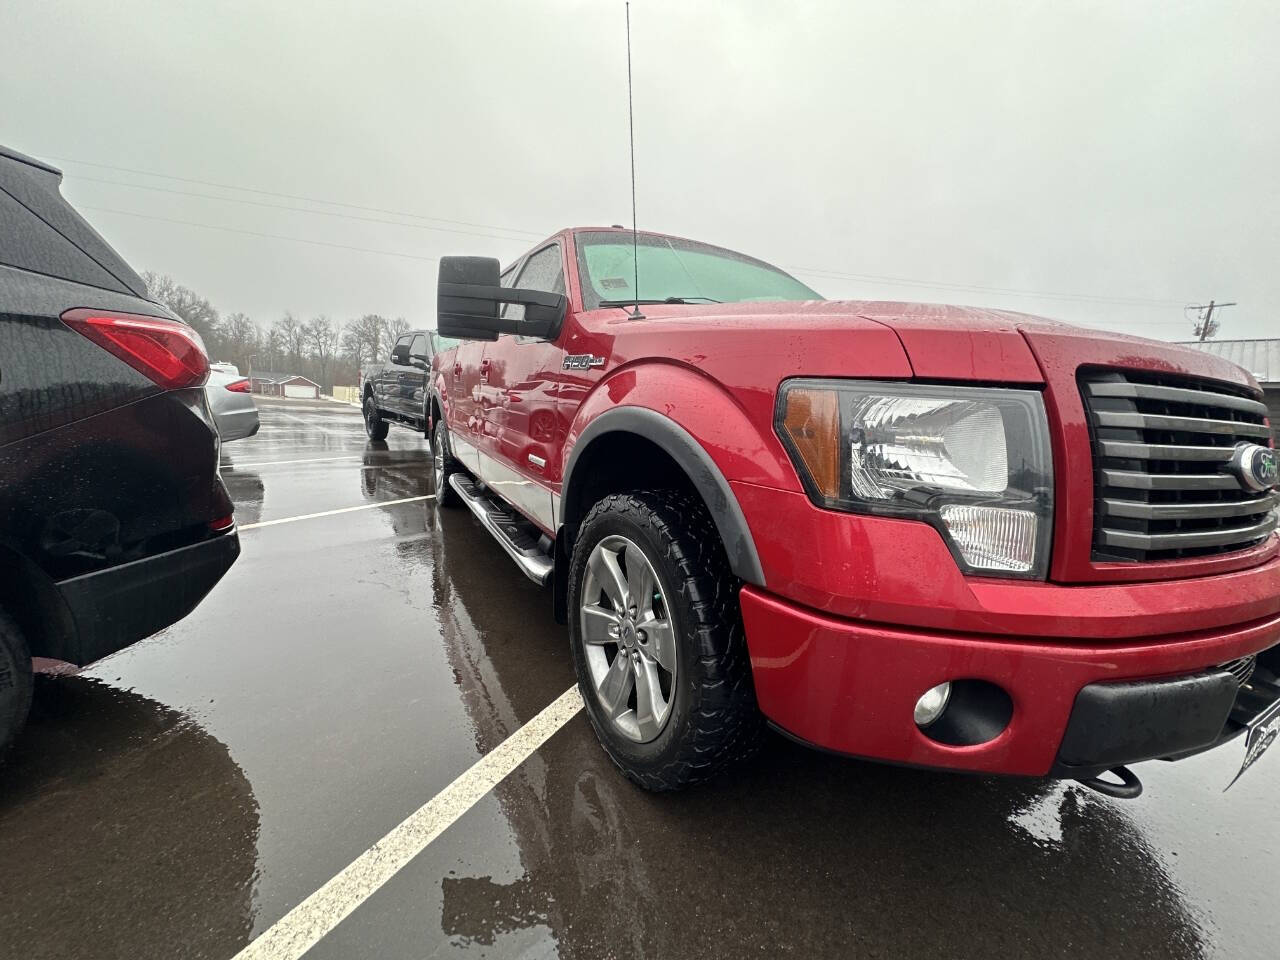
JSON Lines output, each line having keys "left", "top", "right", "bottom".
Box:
{"left": 1080, "top": 371, "right": 1278, "bottom": 562}
{"left": 1219, "top": 655, "right": 1257, "bottom": 688}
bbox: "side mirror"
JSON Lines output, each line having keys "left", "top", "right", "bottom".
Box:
{"left": 391, "top": 344, "right": 409, "bottom": 365}
{"left": 437, "top": 255, "right": 566, "bottom": 342}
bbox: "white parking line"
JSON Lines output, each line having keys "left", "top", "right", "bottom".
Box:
{"left": 232, "top": 684, "right": 584, "bottom": 960}
{"left": 239, "top": 495, "right": 434, "bottom": 530}
{"left": 223, "top": 455, "right": 363, "bottom": 469}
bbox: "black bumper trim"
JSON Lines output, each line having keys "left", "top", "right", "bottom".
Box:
{"left": 1051, "top": 670, "right": 1239, "bottom": 778}
{"left": 55, "top": 529, "right": 239, "bottom": 665}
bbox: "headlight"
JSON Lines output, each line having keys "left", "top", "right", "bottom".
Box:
{"left": 777, "top": 379, "right": 1054, "bottom": 578}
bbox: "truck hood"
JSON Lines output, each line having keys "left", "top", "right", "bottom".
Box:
{"left": 853, "top": 301, "right": 1257, "bottom": 389}
{"left": 612, "top": 300, "right": 1257, "bottom": 389}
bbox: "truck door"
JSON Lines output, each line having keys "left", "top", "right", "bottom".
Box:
{"left": 383, "top": 335, "right": 413, "bottom": 418}
{"left": 407, "top": 332, "right": 430, "bottom": 427}
{"left": 477, "top": 242, "right": 567, "bottom": 533}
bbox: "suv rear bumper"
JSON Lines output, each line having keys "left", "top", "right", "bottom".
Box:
{"left": 55, "top": 528, "right": 240, "bottom": 665}
{"left": 741, "top": 586, "right": 1280, "bottom": 777}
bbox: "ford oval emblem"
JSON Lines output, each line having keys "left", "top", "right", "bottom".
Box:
{"left": 1229, "top": 442, "right": 1279, "bottom": 492}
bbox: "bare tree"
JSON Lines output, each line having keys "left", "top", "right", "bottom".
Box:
{"left": 262, "top": 327, "right": 285, "bottom": 372}
{"left": 345, "top": 314, "right": 390, "bottom": 371}
{"left": 383, "top": 316, "right": 411, "bottom": 346}
{"left": 142, "top": 272, "right": 221, "bottom": 346}
{"left": 274, "top": 313, "right": 306, "bottom": 370}
{"left": 221, "top": 312, "right": 259, "bottom": 373}
{"left": 305, "top": 316, "right": 339, "bottom": 390}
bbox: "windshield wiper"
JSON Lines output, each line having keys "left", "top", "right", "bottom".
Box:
{"left": 599, "top": 296, "right": 722, "bottom": 306}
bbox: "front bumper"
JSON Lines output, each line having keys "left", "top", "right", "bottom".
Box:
{"left": 741, "top": 586, "right": 1280, "bottom": 777}
{"left": 55, "top": 528, "right": 240, "bottom": 665}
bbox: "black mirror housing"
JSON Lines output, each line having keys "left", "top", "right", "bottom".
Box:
{"left": 390, "top": 344, "right": 409, "bottom": 365}
{"left": 437, "top": 255, "right": 566, "bottom": 342}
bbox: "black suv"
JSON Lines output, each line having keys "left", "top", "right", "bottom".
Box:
{"left": 0, "top": 145, "right": 239, "bottom": 753}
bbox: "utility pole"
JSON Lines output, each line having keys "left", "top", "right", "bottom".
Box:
{"left": 1186, "top": 300, "right": 1237, "bottom": 341}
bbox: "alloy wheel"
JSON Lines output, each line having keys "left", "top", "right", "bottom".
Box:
{"left": 433, "top": 433, "right": 445, "bottom": 494}
{"left": 580, "top": 535, "right": 677, "bottom": 742}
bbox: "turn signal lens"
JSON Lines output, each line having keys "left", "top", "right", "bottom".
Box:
{"left": 781, "top": 387, "right": 840, "bottom": 498}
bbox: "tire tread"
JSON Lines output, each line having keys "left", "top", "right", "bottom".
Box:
{"left": 573, "top": 489, "right": 761, "bottom": 790}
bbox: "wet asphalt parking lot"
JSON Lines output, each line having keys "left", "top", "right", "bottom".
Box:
{"left": 2, "top": 397, "right": 1278, "bottom": 960}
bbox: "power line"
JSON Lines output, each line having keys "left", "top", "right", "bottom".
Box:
{"left": 81, "top": 206, "right": 440, "bottom": 262}
{"left": 47, "top": 154, "right": 546, "bottom": 238}
{"left": 71, "top": 175, "right": 541, "bottom": 246}
{"left": 52, "top": 155, "right": 1194, "bottom": 312}
{"left": 786, "top": 264, "right": 1187, "bottom": 309}
{"left": 84, "top": 204, "right": 1193, "bottom": 330}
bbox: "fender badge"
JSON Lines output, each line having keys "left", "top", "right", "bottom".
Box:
{"left": 563, "top": 354, "right": 606, "bottom": 371}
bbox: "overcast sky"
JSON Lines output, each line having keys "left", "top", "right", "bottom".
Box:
{"left": 3, "top": 0, "right": 1276, "bottom": 341}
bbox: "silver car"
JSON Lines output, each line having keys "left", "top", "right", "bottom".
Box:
{"left": 205, "top": 367, "right": 260, "bottom": 441}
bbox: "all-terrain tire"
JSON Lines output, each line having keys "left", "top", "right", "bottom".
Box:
{"left": 0, "top": 608, "right": 34, "bottom": 760}
{"left": 568, "top": 489, "right": 762, "bottom": 790}
{"left": 433, "top": 420, "right": 461, "bottom": 507}
{"left": 363, "top": 394, "right": 389, "bottom": 440}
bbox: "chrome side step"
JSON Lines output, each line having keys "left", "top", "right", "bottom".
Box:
{"left": 448, "top": 473, "right": 553, "bottom": 586}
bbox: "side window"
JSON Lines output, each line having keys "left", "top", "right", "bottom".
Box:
{"left": 393, "top": 334, "right": 412, "bottom": 360}
{"left": 497, "top": 263, "right": 519, "bottom": 319}
{"left": 505, "top": 244, "right": 564, "bottom": 324}
{"left": 410, "top": 334, "right": 428, "bottom": 358}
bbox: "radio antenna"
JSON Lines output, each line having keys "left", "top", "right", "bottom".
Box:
{"left": 625, "top": 2, "right": 644, "bottom": 319}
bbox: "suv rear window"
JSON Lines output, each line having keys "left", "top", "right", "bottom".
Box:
{"left": 0, "top": 155, "right": 146, "bottom": 296}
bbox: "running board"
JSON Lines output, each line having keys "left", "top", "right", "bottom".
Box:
{"left": 448, "top": 473, "right": 553, "bottom": 586}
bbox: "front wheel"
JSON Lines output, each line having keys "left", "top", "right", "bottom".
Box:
{"left": 568, "top": 490, "right": 761, "bottom": 790}
{"left": 433, "top": 420, "right": 461, "bottom": 507}
{"left": 0, "top": 609, "right": 34, "bottom": 760}
{"left": 363, "top": 395, "right": 389, "bottom": 440}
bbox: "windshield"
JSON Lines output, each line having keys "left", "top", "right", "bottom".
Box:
{"left": 575, "top": 231, "right": 822, "bottom": 309}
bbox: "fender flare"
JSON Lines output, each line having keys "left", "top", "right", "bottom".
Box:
{"left": 426, "top": 378, "right": 449, "bottom": 433}
{"left": 560, "top": 406, "right": 766, "bottom": 586}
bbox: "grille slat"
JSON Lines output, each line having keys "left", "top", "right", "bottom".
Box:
{"left": 1099, "top": 493, "right": 1279, "bottom": 521}
{"left": 1086, "top": 381, "right": 1270, "bottom": 417}
{"left": 1093, "top": 410, "right": 1272, "bottom": 439}
{"left": 1097, "top": 440, "right": 1234, "bottom": 462}
{"left": 1098, "top": 515, "right": 1277, "bottom": 551}
{"left": 1100, "top": 469, "right": 1242, "bottom": 491}
{"left": 1081, "top": 370, "right": 1277, "bottom": 563}
{"left": 1220, "top": 655, "right": 1257, "bottom": 688}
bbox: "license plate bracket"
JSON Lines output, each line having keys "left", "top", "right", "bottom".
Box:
{"left": 1226, "top": 696, "right": 1280, "bottom": 790}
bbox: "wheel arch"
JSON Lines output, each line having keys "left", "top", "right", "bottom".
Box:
{"left": 558, "top": 407, "right": 766, "bottom": 588}
{"left": 0, "top": 540, "right": 78, "bottom": 663}
{"left": 427, "top": 378, "right": 448, "bottom": 435}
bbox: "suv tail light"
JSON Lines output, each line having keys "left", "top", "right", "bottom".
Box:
{"left": 225, "top": 378, "right": 251, "bottom": 393}
{"left": 62, "top": 309, "right": 209, "bottom": 389}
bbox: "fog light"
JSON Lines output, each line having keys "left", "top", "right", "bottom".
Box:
{"left": 914, "top": 682, "right": 952, "bottom": 728}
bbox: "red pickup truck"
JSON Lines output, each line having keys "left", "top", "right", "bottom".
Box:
{"left": 428, "top": 227, "right": 1280, "bottom": 797}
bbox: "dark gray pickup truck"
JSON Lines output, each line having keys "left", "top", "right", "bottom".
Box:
{"left": 360, "top": 330, "right": 454, "bottom": 439}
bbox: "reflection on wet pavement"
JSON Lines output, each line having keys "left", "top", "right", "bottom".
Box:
{"left": 2, "top": 398, "right": 1277, "bottom": 960}
{"left": 0, "top": 677, "right": 259, "bottom": 960}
